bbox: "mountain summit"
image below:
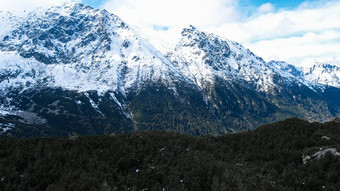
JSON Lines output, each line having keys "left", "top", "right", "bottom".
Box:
{"left": 1, "top": 3, "right": 340, "bottom": 137}
{"left": 0, "top": 3, "right": 184, "bottom": 94}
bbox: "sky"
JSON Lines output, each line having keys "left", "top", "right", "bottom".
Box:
{"left": 0, "top": 0, "right": 340, "bottom": 66}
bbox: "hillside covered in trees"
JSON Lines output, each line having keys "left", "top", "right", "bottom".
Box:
{"left": 0, "top": 118, "right": 340, "bottom": 190}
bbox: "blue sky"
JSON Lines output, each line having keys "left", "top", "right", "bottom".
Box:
{"left": 237, "top": 0, "right": 309, "bottom": 16}
{"left": 0, "top": 0, "right": 340, "bottom": 66}
{"left": 244, "top": 0, "right": 305, "bottom": 8}
{"left": 81, "top": 0, "right": 105, "bottom": 8}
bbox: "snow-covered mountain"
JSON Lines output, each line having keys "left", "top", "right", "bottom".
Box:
{"left": 0, "top": 3, "right": 189, "bottom": 95}
{"left": 303, "top": 63, "right": 340, "bottom": 88}
{"left": 269, "top": 61, "right": 340, "bottom": 88}
{"left": 167, "top": 26, "right": 307, "bottom": 92}
{"left": 1, "top": 3, "right": 340, "bottom": 137}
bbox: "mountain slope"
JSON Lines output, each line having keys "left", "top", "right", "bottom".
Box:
{"left": 0, "top": 3, "right": 340, "bottom": 137}
{"left": 166, "top": 26, "right": 339, "bottom": 129}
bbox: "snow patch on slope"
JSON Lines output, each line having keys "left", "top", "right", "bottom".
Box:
{"left": 0, "top": 123, "right": 15, "bottom": 133}
{"left": 84, "top": 92, "right": 104, "bottom": 116}
{"left": 0, "top": 52, "right": 47, "bottom": 93}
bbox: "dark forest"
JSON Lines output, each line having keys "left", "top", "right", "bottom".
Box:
{"left": 1, "top": 118, "right": 340, "bottom": 190}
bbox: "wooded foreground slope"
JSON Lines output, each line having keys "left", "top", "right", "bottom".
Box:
{"left": 0, "top": 118, "right": 340, "bottom": 190}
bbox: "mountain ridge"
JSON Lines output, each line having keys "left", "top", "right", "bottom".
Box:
{"left": 1, "top": 3, "right": 340, "bottom": 137}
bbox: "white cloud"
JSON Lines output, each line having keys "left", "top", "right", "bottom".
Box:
{"left": 208, "top": 0, "right": 340, "bottom": 66}
{"left": 101, "top": 0, "right": 340, "bottom": 66}
{"left": 0, "top": 0, "right": 77, "bottom": 14}
{"left": 102, "top": 0, "right": 239, "bottom": 29}
{"left": 257, "top": 3, "right": 275, "bottom": 13}
{"left": 245, "top": 30, "right": 340, "bottom": 66}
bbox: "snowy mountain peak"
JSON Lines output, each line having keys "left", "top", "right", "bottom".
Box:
{"left": 270, "top": 60, "right": 340, "bottom": 88}
{"left": 311, "top": 62, "right": 340, "bottom": 72}
{"left": 1, "top": 2, "right": 339, "bottom": 97}
{"left": 0, "top": 3, "right": 186, "bottom": 94}
{"left": 303, "top": 62, "right": 340, "bottom": 88}
{"left": 0, "top": 2, "right": 127, "bottom": 64}
{"left": 269, "top": 60, "right": 304, "bottom": 77}
{"left": 170, "top": 26, "right": 291, "bottom": 91}
{"left": 179, "top": 26, "right": 231, "bottom": 61}
{"left": 40, "top": 2, "right": 105, "bottom": 16}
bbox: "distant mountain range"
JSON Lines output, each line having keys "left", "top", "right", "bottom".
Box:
{"left": 1, "top": 3, "right": 340, "bottom": 137}
{"left": 270, "top": 61, "right": 340, "bottom": 88}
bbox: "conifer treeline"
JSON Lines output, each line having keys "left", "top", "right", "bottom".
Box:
{"left": 0, "top": 118, "right": 339, "bottom": 190}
